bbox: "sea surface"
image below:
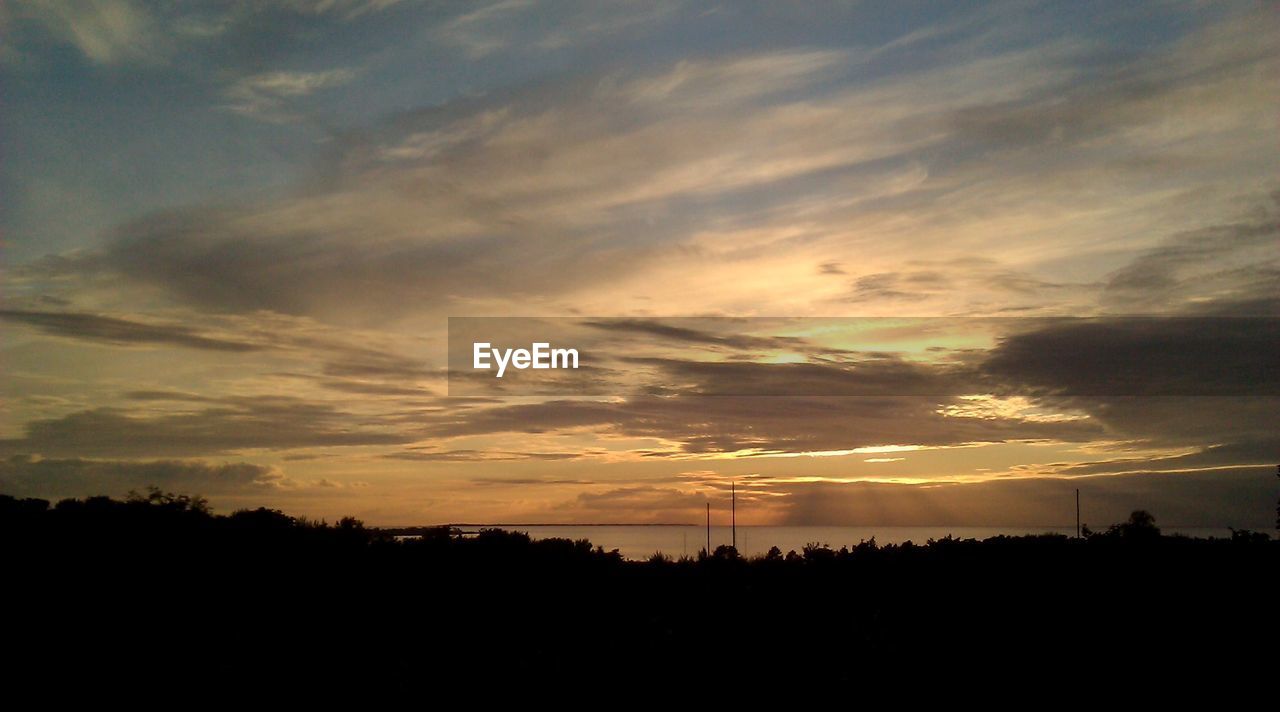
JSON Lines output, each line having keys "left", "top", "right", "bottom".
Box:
{"left": 462, "top": 525, "right": 1234, "bottom": 560}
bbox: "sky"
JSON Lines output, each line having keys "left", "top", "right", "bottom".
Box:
{"left": 1, "top": 0, "right": 1277, "bottom": 528}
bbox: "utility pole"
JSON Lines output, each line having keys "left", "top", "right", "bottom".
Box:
{"left": 705, "top": 502, "right": 711, "bottom": 556}
{"left": 1076, "top": 488, "right": 1081, "bottom": 539}
{"left": 731, "top": 481, "right": 737, "bottom": 551}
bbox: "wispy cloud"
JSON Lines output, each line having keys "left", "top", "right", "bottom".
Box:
{"left": 222, "top": 68, "right": 357, "bottom": 123}
{"left": 21, "top": 8, "right": 1271, "bottom": 323}
{"left": 4, "top": 0, "right": 408, "bottom": 66}
{"left": 0, "top": 397, "right": 411, "bottom": 458}
{"left": 16, "top": 0, "right": 164, "bottom": 65}
{"left": 0, "top": 308, "right": 264, "bottom": 352}
{"left": 436, "top": 0, "right": 680, "bottom": 58}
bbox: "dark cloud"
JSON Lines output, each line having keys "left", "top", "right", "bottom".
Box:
{"left": 471, "top": 477, "right": 596, "bottom": 487}
{"left": 452, "top": 314, "right": 1277, "bottom": 398}
{"left": 845, "top": 272, "right": 937, "bottom": 303}
{"left": 843, "top": 260, "right": 1079, "bottom": 304}
{"left": 0, "top": 397, "right": 409, "bottom": 458}
{"left": 580, "top": 319, "right": 808, "bottom": 352}
{"left": 50, "top": 92, "right": 671, "bottom": 323}
{"left": 427, "top": 311, "right": 1276, "bottom": 458}
{"left": 125, "top": 390, "right": 219, "bottom": 403}
{"left": 0, "top": 309, "right": 264, "bottom": 352}
{"left": 569, "top": 486, "right": 708, "bottom": 513}
{"left": 1045, "top": 438, "right": 1280, "bottom": 476}
{"left": 304, "top": 378, "right": 434, "bottom": 397}
{"left": 779, "top": 467, "right": 1276, "bottom": 529}
{"left": 427, "top": 394, "right": 1101, "bottom": 455}
{"left": 976, "top": 315, "right": 1278, "bottom": 462}
{"left": 0, "top": 309, "right": 440, "bottom": 397}
{"left": 383, "top": 449, "right": 584, "bottom": 462}
{"left": 624, "top": 355, "right": 970, "bottom": 396}
{"left": 320, "top": 359, "right": 439, "bottom": 381}
{"left": 981, "top": 317, "right": 1279, "bottom": 396}
{"left": 100, "top": 208, "right": 433, "bottom": 318}
{"left": 1039, "top": 396, "right": 1279, "bottom": 452}
{"left": 0, "top": 455, "right": 285, "bottom": 499}
{"left": 1102, "top": 191, "right": 1280, "bottom": 313}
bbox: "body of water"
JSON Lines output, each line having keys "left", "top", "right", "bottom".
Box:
{"left": 466, "top": 525, "right": 1234, "bottom": 560}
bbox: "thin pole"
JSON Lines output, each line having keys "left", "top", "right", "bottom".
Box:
{"left": 705, "top": 502, "right": 711, "bottom": 555}
{"left": 731, "top": 481, "right": 737, "bottom": 550}
{"left": 1075, "top": 489, "right": 1081, "bottom": 539}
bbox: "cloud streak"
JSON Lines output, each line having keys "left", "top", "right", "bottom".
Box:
{"left": 0, "top": 308, "right": 265, "bottom": 352}
{"left": 0, "top": 397, "right": 410, "bottom": 458}
{"left": 0, "top": 454, "right": 287, "bottom": 499}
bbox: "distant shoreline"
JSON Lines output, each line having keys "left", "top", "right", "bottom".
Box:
{"left": 388, "top": 523, "right": 1086, "bottom": 529}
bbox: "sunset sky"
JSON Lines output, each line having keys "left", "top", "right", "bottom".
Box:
{"left": 2, "top": 1, "right": 1276, "bottom": 528}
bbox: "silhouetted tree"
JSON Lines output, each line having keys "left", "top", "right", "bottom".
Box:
{"left": 802, "top": 542, "right": 835, "bottom": 562}
{"left": 127, "top": 486, "right": 210, "bottom": 514}
{"left": 1105, "top": 510, "right": 1161, "bottom": 539}
{"left": 712, "top": 544, "right": 740, "bottom": 560}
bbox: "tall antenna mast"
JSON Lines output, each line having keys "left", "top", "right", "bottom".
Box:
{"left": 1075, "top": 489, "right": 1081, "bottom": 539}
{"left": 731, "top": 481, "right": 736, "bottom": 551}
{"left": 705, "top": 502, "right": 711, "bottom": 555}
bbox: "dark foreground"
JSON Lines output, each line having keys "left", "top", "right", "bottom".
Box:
{"left": 3, "top": 491, "right": 1275, "bottom": 689}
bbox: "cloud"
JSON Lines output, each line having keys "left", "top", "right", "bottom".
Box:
{"left": 16, "top": 0, "right": 163, "bottom": 65}
{"left": 471, "top": 476, "right": 595, "bottom": 486}
{"left": 456, "top": 314, "right": 1276, "bottom": 398}
{"left": 276, "top": 0, "right": 408, "bottom": 20}
{"left": 540, "top": 465, "right": 1278, "bottom": 529}
{"left": 4, "top": 0, "right": 408, "bottom": 69}
{"left": 561, "top": 485, "right": 709, "bottom": 524}
{"left": 0, "top": 397, "right": 410, "bottom": 458}
{"left": 433, "top": 0, "right": 536, "bottom": 58}
{"left": 0, "top": 454, "right": 287, "bottom": 499}
{"left": 842, "top": 259, "right": 1084, "bottom": 306}
{"left": 436, "top": 0, "right": 680, "bottom": 58}
{"left": 776, "top": 467, "right": 1276, "bottom": 528}
{"left": 424, "top": 393, "right": 1101, "bottom": 456}
{"left": 384, "top": 448, "right": 584, "bottom": 462}
{"left": 13, "top": 4, "right": 1279, "bottom": 325}
{"left": 981, "top": 316, "right": 1280, "bottom": 397}
{"left": 1040, "top": 396, "right": 1279, "bottom": 454}
{"left": 19, "top": 41, "right": 1056, "bottom": 321}
{"left": 1101, "top": 191, "right": 1280, "bottom": 314}
{"left": 622, "top": 356, "right": 969, "bottom": 396}
{"left": 0, "top": 307, "right": 440, "bottom": 401}
{"left": 1042, "top": 439, "right": 1280, "bottom": 476}
{"left": 222, "top": 68, "right": 357, "bottom": 123}
{"left": 579, "top": 319, "right": 808, "bottom": 352}
{"left": 20, "top": 5, "right": 1269, "bottom": 325}
{"left": 425, "top": 311, "right": 1277, "bottom": 459}
{"left": 0, "top": 308, "right": 265, "bottom": 352}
